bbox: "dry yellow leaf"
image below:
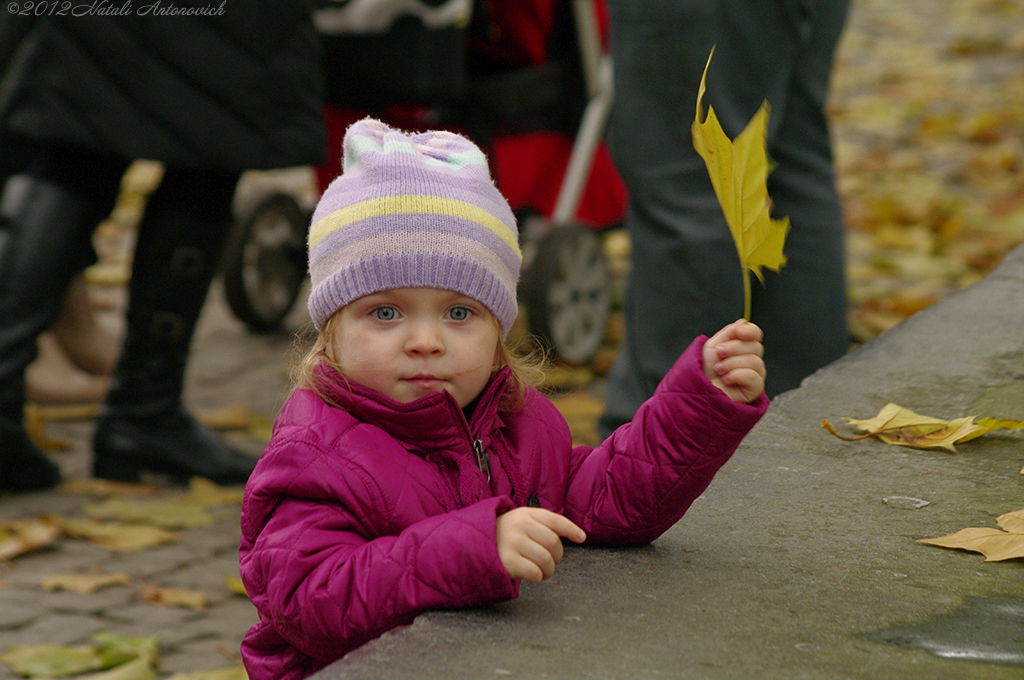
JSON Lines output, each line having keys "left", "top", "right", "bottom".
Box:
{"left": 198, "top": 405, "right": 255, "bottom": 431}
{"left": 185, "top": 477, "right": 245, "bottom": 507}
{"left": 60, "top": 478, "right": 160, "bottom": 497}
{"left": 693, "top": 47, "right": 789, "bottom": 319}
{"left": 0, "top": 517, "right": 61, "bottom": 560}
{"left": 83, "top": 498, "right": 214, "bottom": 529}
{"left": 1, "top": 632, "right": 156, "bottom": 679}
{"left": 140, "top": 583, "right": 208, "bottom": 611}
{"left": 224, "top": 574, "right": 249, "bottom": 598}
{"left": 822, "top": 402, "right": 1024, "bottom": 452}
{"left": 41, "top": 571, "right": 133, "bottom": 594}
{"left": 57, "top": 517, "right": 178, "bottom": 551}
{"left": 918, "top": 508, "right": 1024, "bottom": 562}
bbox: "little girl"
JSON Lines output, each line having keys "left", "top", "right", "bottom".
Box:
{"left": 239, "top": 118, "right": 768, "bottom": 680}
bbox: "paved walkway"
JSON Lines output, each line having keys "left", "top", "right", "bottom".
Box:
{"left": 0, "top": 281, "right": 303, "bottom": 679}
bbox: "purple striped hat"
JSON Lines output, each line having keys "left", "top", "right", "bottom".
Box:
{"left": 307, "top": 118, "right": 522, "bottom": 336}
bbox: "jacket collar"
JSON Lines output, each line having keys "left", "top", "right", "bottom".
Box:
{"left": 311, "top": 361, "right": 511, "bottom": 455}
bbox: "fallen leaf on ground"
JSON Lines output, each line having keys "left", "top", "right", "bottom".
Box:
{"left": 1, "top": 644, "right": 114, "bottom": 678}
{"left": 56, "top": 517, "right": 178, "bottom": 551}
{"left": 0, "top": 517, "right": 61, "bottom": 560}
{"left": 198, "top": 405, "right": 255, "bottom": 431}
{"left": 60, "top": 478, "right": 160, "bottom": 497}
{"left": 224, "top": 574, "right": 249, "bottom": 598}
{"left": 41, "top": 571, "right": 132, "bottom": 594}
{"left": 693, "top": 47, "right": 789, "bottom": 320}
{"left": 0, "top": 632, "right": 156, "bottom": 679}
{"left": 83, "top": 497, "right": 214, "bottom": 529}
{"left": 184, "top": 477, "right": 244, "bottom": 507}
{"left": 140, "top": 582, "right": 208, "bottom": 611}
{"left": 823, "top": 402, "right": 1024, "bottom": 452}
{"left": 75, "top": 655, "right": 156, "bottom": 680}
{"left": 918, "top": 508, "right": 1024, "bottom": 562}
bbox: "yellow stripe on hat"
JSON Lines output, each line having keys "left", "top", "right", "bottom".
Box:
{"left": 309, "top": 195, "right": 520, "bottom": 255}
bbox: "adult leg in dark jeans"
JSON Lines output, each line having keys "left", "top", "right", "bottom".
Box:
{"left": 92, "top": 165, "right": 257, "bottom": 485}
{"left": 600, "top": 0, "right": 850, "bottom": 436}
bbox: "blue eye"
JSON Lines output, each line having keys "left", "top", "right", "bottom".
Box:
{"left": 372, "top": 306, "right": 397, "bottom": 321}
{"left": 448, "top": 306, "right": 472, "bottom": 321}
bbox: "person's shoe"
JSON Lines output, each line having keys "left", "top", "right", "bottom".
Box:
{"left": 0, "top": 420, "right": 62, "bottom": 492}
{"left": 92, "top": 406, "right": 257, "bottom": 485}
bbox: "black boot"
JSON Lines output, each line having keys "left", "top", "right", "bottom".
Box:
{"left": 92, "top": 167, "right": 256, "bottom": 486}
{"left": 0, "top": 404, "right": 61, "bottom": 492}
{"left": 0, "top": 161, "right": 122, "bottom": 492}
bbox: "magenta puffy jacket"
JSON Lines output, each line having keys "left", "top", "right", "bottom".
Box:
{"left": 239, "top": 337, "right": 768, "bottom": 680}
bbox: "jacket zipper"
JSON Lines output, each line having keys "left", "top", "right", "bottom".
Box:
{"left": 473, "top": 439, "right": 490, "bottom": 483}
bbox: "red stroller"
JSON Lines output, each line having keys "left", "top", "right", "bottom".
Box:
{"left": 222, "top": 0, "right": 626, "bottom": 365}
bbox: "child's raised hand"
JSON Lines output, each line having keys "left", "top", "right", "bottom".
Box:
{"left": 496, "top": 507, "right": 586, "bottom": 583}
{"left": 703, "top": 320, "right": 766, "bottom": 404}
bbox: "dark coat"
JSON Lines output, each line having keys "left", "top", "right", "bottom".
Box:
{"left": 0, "top": 1, "right": 326, "bottom": 172}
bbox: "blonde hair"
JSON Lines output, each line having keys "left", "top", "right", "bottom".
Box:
{"left": 291, "top": 309, "right": 546, "bottom": 414}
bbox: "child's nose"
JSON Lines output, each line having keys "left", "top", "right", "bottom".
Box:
{"left": 404, "top": 318, "right": 444, "bottom": 355}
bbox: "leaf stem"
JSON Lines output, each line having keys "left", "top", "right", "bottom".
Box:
{"left": 743, "top": 272, "right": 752, "bottom": 321}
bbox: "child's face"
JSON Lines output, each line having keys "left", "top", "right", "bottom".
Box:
{"left": 329, "top": 287, "right": 501, "bottom": 408}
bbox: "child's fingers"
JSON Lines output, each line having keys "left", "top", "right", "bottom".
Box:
{"left": 531, "top": 509, "right": 587, "bottom": 544}
{"left": 714, "top": 354, "right": 767, "bottom": 382}
{"left": 715, "top": 339, "right": 764, "bottom": 361}
{"left": 496, "top": 509, "right": 586, "bottom": 582}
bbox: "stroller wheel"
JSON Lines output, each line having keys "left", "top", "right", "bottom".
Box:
{"left": 519, "top": 223, "right": 611, "bottom": 365}
{"left": 223, "top": 192, "right": 308, "bottom": 333}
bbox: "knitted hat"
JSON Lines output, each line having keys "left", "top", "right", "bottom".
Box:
{"left": 307, "top": 118, "right": 522, "bottom": 337}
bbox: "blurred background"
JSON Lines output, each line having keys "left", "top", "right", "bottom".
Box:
{"left": 64, "top": 0, "right": 1024, "bottom": 434}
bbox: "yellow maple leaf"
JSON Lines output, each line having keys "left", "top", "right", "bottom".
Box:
{"left": 692, "top": 47, "right": 789, "bottom": 320}
{"left": 822, "top": 402, "right": 1024, "bottom": 453}
{"left": 918, "top": 508, "right": 1024, "bottom": 562}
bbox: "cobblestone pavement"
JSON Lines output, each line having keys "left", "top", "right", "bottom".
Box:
{"left": 0, "top": 283, "right": 308, "bottom": 679}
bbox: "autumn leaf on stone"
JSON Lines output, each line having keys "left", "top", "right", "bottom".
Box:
{"left": 0, "top": 632, "right": 157, "bottom": 679}
{"left": 692, "top": 47, "right": 789, "bottom": 320}
{"left": 56, "top": 516, "right": 178, "bottom": 551}
{"left": 822, "top": 402, "right": 1024, "bottom": 452}
{"left": 224, "top": 574, "right": 249, "bottom": 598}
{"left": 918, "top": 508, "right": 1024, "bottom": 562}
{"left": 184, "top": 477, "right": 244, "bottom": 507}
{"left": 140, "top": 581, "right": 209, "bottom": 611}
{"left": 0, "top": 517, "right": 61, "bottom": 560}
{"left": 82, "top": 497, "right": 214, "bottom": 530}
{"left": 41, "top": 571, "right": 132, "bottom": 595}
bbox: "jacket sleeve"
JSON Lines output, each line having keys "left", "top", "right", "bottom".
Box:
{"left": 561, "top": 336, "right": 768, "bottom": 546}
{"left": 241, "top": 463, "right": 519, "bottom": 664}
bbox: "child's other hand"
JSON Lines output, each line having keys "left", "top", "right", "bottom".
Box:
{"left": 703, "top": 320, "right": 766, "bottom": 404}
{"left": 496, "top": 508, "right": 586, "bottom": 583}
